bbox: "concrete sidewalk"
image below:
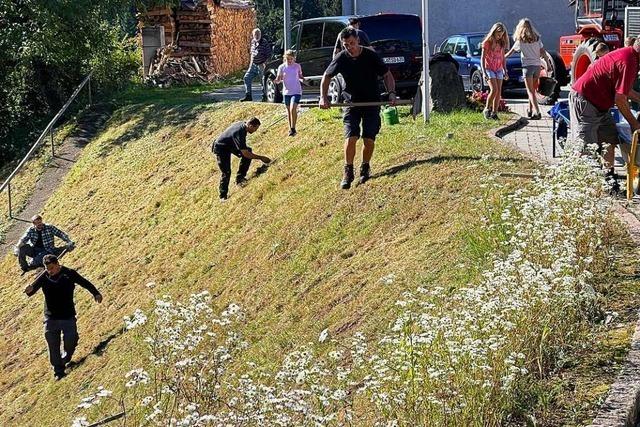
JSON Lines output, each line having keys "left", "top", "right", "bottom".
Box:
{"left": 500, "top": 99, "right": 562, "bottom": 165}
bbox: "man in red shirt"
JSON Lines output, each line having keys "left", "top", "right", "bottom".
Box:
{"left": 570, "top": 40, "right": 640, "bottom": 190}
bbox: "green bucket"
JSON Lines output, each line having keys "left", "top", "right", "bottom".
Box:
{"left": 382, "top": 106, "right": 400, "bottom": 126}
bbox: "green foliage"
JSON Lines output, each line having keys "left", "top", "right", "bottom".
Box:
{"left": 0, "top": 0, "right": 139, "bottom": 167}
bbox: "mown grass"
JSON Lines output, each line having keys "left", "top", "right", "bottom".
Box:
{"left": 0, "top": 86, "right": 635, "bottom": 426}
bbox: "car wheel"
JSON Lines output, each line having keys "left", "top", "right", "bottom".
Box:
{"left": 328, "top": 76, "right": 343, "bottom": 104}
{"left": 470, "top": 69, "right": 485, "bottom": 93}
{"left": 265, "top": 75, "right": 283, "bottom": 103}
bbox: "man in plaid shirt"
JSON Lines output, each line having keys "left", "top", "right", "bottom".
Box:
{"left": 14, "top": 214, "right": 75, "bottom": 273}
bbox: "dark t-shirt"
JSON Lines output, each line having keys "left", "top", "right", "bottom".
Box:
{"left": 212, "top": 122, "right": 249, "bottom": 155}
{"left": 31, "top": 266, "right": 101, "bottom": 320}
{"left": 573, "top": 46, "right": 640, "bottom": 111}
{"left": 325, "top": 47, "right": 388, "bottom": 102}
{"left": 34, "top": 230, "right": 44, "bottom": 249}
{"left": 334, "top": 28, "right": 370, "bottom": 54}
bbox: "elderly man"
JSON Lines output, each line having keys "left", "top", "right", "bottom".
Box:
{"left": 570, "top": 38, "right": 640, "bottom": 192}
{"left": 240, "top": 28, "right": 272, "bottom": 102}
{"left": 24, "top": 254, "right": 102, "bottom": 380}
{"left": 320, "top": 27, "right": 396, "bottom": 189}
{"left": 14, "top": 214, "right": 74, "bottom": 273}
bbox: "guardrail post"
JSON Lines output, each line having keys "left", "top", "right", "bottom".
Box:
{"left": 50, "top": 127, "right": 55, "bottom": 157}
{"left": 88, "top": 76, "right": 92, "bottom": 106}
{"left": 7, "top": 182, "right": 12, "bottom": 219}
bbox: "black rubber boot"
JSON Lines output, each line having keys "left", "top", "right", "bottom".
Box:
{"left": 359, "top": 163, "right": 371, "bottom": 185}
{"left": 341, "top": 164, "right": 354, "bottom": 190}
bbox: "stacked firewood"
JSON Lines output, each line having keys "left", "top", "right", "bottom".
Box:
{"left": 176, "top": 3, "right": 213, "bottom": 56}
{"left": 209, "top": 1, "right": 255, "bottom": 76}
{"left": 146, "top": 45, "right": 218, "bottom": 87}
{"left": 139, "top": 0, "right": 256, "bottom": 83}
{"left": 140, "top": 7, "right": 175, "bottom": 45}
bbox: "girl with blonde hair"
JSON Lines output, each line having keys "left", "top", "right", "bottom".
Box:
{"left": 274, "top": 49, "right": 304, "bottom": 136}
{"left": 481, "top": 22, "right": 509, "bottom": 120}
{"left": 505, "top": 18, "right": 546, "bottom": 120}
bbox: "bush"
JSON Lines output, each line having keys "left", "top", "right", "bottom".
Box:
{"left": 467, "top": 91, "right": 510, "bottom": 112}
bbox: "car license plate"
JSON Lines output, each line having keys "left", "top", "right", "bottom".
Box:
{"left": 383, "top": 56, "right": 405, "bottom": 64}
{"left": 603, "top": 34, "right": 619, "bottom": 42}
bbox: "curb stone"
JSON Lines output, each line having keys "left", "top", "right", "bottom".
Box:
{"left": 492, "top": 110, "right": 640, "bottom": 427}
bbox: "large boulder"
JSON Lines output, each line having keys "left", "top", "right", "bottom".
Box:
{"left": 429, "top": 60, "right": 466, "bottom": 113}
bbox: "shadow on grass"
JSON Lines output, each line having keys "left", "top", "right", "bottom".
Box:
{"left": 372, "top": 155, "right": 525, "bottom": 180}
{"left": 97, "top": 103, "right": 208, "bottom": 158}
{"left": 67, "top": 329, "right": 124, "bottom": 371}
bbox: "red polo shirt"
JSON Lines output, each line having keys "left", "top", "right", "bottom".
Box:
{"left": 573, "top": 46, "right": 640, "bottom": 111}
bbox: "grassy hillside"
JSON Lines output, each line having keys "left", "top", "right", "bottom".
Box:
{"left": 0, "top": 92, "right": 622, "bottom": 425}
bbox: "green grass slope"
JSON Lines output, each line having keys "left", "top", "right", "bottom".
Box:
{"left": 0, "top": 97, "right": 532, "bottom": 425}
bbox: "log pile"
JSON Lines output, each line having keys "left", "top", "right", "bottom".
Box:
{"left": 140, "top": 7, "right": 175, "bottom": 45}
{"left": 146, "top": 46, "right": 217, "bottom": 87}
{"left": 139, "top": 0, "right": 256, "bottom": 84}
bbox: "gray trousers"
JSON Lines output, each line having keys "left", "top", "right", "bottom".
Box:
{"left": 44, "top": 318, "right": 79, "bottom": 375}
{"left": 569, "top": 90, "right": 619, "bottom": 153}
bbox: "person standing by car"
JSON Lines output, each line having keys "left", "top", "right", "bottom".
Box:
{"left": 333, "top": 17, "right": 370, "bottom": 58}
{"left": 505, "top": 18, "right": 546, "bottom": 120}
{"left": 320, "top": 27, "right": 396, "bottom": 189}
{"left": 274, "top": 50, "right": 304, "bottom": 136}
{"left": 481, "top": 22, "right": 509, "bottom": 120}
{"left": 240, "top": 28, "right": 272, "bottom": 102}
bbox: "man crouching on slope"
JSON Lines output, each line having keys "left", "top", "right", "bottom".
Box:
{"left": 212, "top": 117, "right": 271, "bottom": 201}
{"left": 24, "top": 254, "right": 103, "bottom": 380}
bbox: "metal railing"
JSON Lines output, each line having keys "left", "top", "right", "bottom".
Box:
{"left": 0, "top": 72, "right": 93, "bottom": 219}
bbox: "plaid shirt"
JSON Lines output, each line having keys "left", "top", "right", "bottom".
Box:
{"left": 250, "top": 37, "right": 272, "bottom": 65}
{"left": 18, "top": 224, "right": 72, "bottom": 251}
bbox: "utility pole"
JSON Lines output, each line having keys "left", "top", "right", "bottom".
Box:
{"left": 284, "top": 0, "right": 291, "bottom": 49}
{"left": 422, "top": 0, "right": 430, "bottom": 122}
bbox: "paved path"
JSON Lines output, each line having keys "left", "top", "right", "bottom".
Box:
{"left": 501, "top": 98, "right": 562, "bottom": 165}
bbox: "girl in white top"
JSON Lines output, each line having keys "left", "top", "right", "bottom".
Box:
{"left": 505, "top": 18, "right": 546, "bottom": 120}
{"left": 274, "top": 50, "right": 304, "bottom": 136}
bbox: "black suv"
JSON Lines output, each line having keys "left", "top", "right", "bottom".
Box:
{"left": 262, "top": 14, "right": 423, "bottom": 103}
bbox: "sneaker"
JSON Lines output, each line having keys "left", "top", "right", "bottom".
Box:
{"left": 288, "top": 128, "right": 297, "bottom": 136}
{"left": 526, "top": 109, "right": 532, "bottom": 119}
{"left": 236, "top": 177, "right": 249, "bottom": 187}
{"left": 340, "top": 165, "right": 354, "bottom": 190}
{"left": 261, "top": 95, "right": 268, "bottom": 102}
{"left": 239, "top": 94, "right": 252, "bottom": 102}
{"left": 531, "top": 112, "right": 542, "bottom": 120}
{"left": 483, "top": 109, "right": 492, "bottom": 120}
{"left": 358, "top": 163, "right": 371, "bottom": 185}
{"left": 54, "top": 372, "right": 66, "bottom": 381}
{"left": 606, "top": 172, "right": 621, "bottom": 195}
{"left": 490, "top": 111, "right": 499, "bottom": 120}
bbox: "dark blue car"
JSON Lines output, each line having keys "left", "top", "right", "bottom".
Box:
{"left": 438, "top": 32, "right": 524, "bottom": 92}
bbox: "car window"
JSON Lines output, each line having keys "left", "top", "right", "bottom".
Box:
{"left": 300, "top": 22, "right": 323, "bottom": 50}
{"left": 290, "top": 25, "right": 300, "bottom": 50}
{"left": 323, "top": 22, "right": 345, "bottom": 47}
{"left": 455, "top": 38, "right": 468, "bottom": 56}
{"left": 441, "top": 37, "right": 458, "bottom": 54}
{"left": 359, "top": 15, "right": 422, "bottom": 49}
{"left": 468, "top": 36, "right": 483, "bottom": 56}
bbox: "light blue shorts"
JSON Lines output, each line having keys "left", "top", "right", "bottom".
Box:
{"left": 284, "top": 94, "right": 302, "bottom": 105}
{"left": 485, "top": 69, "right": 504, "bottom": 80}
